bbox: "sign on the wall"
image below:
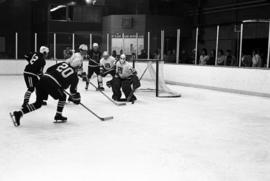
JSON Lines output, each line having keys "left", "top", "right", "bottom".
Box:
{"left": 111, "top": 34, "right": 144, "bottom": 55}
{"left": 122, "top": 17, "right": 133, "bottom": 29}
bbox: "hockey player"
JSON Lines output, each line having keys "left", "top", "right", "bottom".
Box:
{"left": 100, "top": 51, "right": 117, "bottom": 88}
{"left": 22, "top": 46, "right": 49, "bottom": 108}
{"left": 65, "top": 44, "right": 88, "bottom": 72}
{"left": 112, "top": 54, "right": 140, "bottom": 102}
{"left": 65, "top": 44, "right": 88, "bottom": 103}
{"left": 10, "top": 61, "right": 81, "bottom": 127}
{"left": 85, "top": 43, "right": 103, "bottom": 90}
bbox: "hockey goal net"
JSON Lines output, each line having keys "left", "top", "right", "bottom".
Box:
{"left": 132, "top": 59, "right": 181, "bottom": 98}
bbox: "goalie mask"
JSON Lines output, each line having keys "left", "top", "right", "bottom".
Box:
{"left": 120, "top": 54, "right": 126, "bottom": 64}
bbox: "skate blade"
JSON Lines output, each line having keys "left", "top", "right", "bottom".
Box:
{"left": 53, "top": 120, "right": 67, "bottom": 124}
{"left": 9, "top": 112, "right": 19, "bottom": 127}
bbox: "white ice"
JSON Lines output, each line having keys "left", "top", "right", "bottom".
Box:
{"left": 0, "top": 76, "right": 270, "bottom": 181}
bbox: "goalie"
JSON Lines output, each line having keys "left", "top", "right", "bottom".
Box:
{"left": 111, "top": 54, "right": 140, "bottom": 102}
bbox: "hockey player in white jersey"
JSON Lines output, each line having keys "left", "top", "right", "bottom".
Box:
{"left": 99, "top": 51, "right": 117, "bottom": 89}
{"left": 65, "top": 44, "right": 88, "bottom": 103}
{"left": 65, "top": 44, "right": 88, "bottom": 71}
{"left": 100, "top": 51, "right": 116, "bottom": 75}
{"left": 111, "top": 54, "right": 140, "bottom": 102}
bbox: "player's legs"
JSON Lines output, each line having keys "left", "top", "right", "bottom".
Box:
{"left": 22, "top": 74, "right": 38, "bottom": 107}
{"left": 46, "top": 82, "right": 67, "bottom": 121}
{"left": 53, "top": 93, "right": 67, "bottom": 122}
{"left": 122, "top": 79, "right": 137, "bottom": 101}
{"left": 12, "top": 78, "right": 49, "bottom": 126}
{"left": 111, "top": 77, "right": 122, "bottom": 101}
{"left": 131, "top": 75, "right": 141, "bottom": 90}
{"left": 105, "top": 70, "right": 116, "bottom": 88}
{"left": 22, "top": 77, "right": 49, "bottom": 114}
{"left": 95, "top": 67, "right": 104, "bottom": 91}
{"left": 86, "top": 66, "right": 95, "bottom": 90}
{"left": 87, "top": 66, "right": 95, "bottom": 79}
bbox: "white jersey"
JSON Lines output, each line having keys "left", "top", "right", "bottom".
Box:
{"left": 116, "top": 61, "right": 135, "bottom": 79}
{"left": 100, "top": 56, "right": 116, "bottom": 70}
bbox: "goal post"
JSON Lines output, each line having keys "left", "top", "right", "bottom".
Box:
{"left": 132, "top": 58, "right": 181, "bottom": 98}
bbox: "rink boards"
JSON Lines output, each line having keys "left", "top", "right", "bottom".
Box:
{"left": 1, "top": 59, "right": 270, "bottom": 97}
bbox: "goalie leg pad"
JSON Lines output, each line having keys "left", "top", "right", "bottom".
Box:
{"left": 111, "top": 77, "right": 122, "bottom": 101}
{"left": 131, "top": 75, "right": 141, "bottom": 90}
{"left": 121, "top": 79, "right": 133, "bottom": 98}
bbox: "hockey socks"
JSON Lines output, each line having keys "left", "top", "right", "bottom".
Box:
{"left": 22, "top": 90, "right": 32, "bottom": 106}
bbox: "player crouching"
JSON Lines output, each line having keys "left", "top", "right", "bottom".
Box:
{"left": 10, "top": 61, "right": 81, "bottom": 127}
{"left": 111, "top": 54, "right": 140, "bottom": 102}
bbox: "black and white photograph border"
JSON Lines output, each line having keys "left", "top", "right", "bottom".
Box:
{"left": 0, "top": 0, "right": 270, "bottom": 181}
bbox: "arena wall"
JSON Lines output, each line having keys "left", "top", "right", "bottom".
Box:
{"left": 1, "top": 60, "right": 270, "bottom": 97}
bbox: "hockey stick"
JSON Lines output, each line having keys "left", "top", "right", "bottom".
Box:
{"left": 126, "top": 62, "right": 152, "bottom": 102}
{"left": 64, "top": 90, "right": 113, "bottom": 121}
{"left": 88, "top": 81, "right": 126, "bottom": 106}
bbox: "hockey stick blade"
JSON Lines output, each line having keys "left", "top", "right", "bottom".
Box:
{"left": 114, "top": 102, "right": 126, "bottom": 106}
{"left": 100, "top": 116, "right": 114, "bottom": 121}
{"left": 88, "top": 81, "right": 126, "bottom": 106}
{"left": 64, "top": 90, "right": 114, "bottom": 121}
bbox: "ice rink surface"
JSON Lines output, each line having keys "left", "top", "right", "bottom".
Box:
{"left": 0, "top": 76, "right": 270, "bottom": 181}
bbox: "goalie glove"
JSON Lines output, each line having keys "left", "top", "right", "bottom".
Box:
{"left": 131, "top": 68, "right": 137, "bottom": 75}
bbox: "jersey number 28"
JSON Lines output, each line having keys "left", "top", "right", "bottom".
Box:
{"left": 56, "top": 63, "right": 74, "bottom": 78}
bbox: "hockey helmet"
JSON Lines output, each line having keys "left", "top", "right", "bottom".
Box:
{"left": 79, "top": 44, "right": 88, "bottom": 51}
{"left": 93, "top": 43, "right": 99, "bottom": 47}
{"left": 69, "top": 58, "right": 81, "bottom": 69}
{"left": 102, "top": 51, "right": 109, "bottom": 59}
{"left": 40, "top": 46, "right": 49, "bottom": 54}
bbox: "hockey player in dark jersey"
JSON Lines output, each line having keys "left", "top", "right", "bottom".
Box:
{"left": 85, "top": 43, "right": 103, "bottom": 91}
{"left": 22, "top": 46, "right": 49, "bottom": 107}
{"left": 10, "top": 61, "right": 81, "bottom": 127}
{"left": 111, "top": 54, "right": 141, "bottom": 102}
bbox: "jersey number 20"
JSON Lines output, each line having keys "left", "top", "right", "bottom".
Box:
{"left": 56, "top": 63, "right": 74, "bottom": 78}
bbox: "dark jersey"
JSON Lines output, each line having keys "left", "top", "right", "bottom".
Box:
{"left": 24, "top": 52, "right": 46, "bottom": 75}
{"left": 88, "top": 49, "right": 102, "bottom": 67}
{"left": 45, "top": 62, "right": 78, "bottom": 92}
